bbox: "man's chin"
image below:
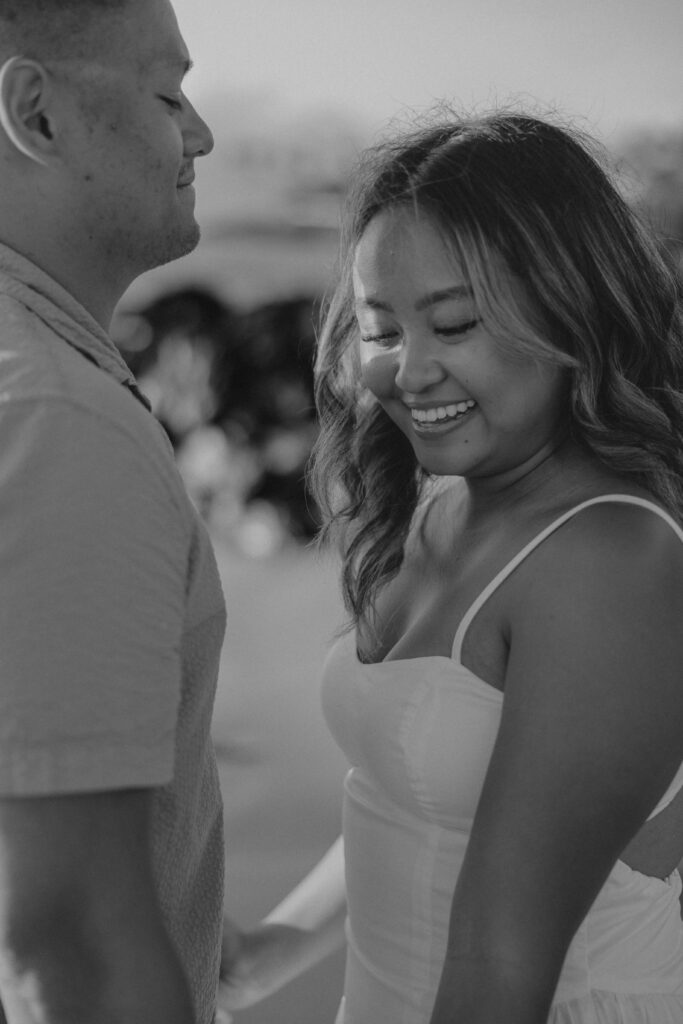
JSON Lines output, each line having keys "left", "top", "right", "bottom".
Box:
{"left": 147, "top": 223, "right": 202, "bottom": 271}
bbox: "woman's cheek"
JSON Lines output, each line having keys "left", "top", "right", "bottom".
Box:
{"left": 359, "top": 350, "right": 397, "bottom": 399}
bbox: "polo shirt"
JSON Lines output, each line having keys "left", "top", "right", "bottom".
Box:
{"left": 0, "top": 242, "right": 226, "bottom": 1023}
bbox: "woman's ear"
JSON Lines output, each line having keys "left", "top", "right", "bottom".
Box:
{"left": 0, "top": 56, "right": 56, "bottom": 167}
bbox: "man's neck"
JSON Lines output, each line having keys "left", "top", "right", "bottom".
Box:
{"left": 0, "top": 230, "right": 127, "bottom": 332}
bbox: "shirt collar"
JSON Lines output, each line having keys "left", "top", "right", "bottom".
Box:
{"left": 0, "top": 241, "right": 139, "bottom": 389}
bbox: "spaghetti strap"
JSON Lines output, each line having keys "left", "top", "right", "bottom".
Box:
{"left": 451, "top": 493, "right": 683, "bottom": 663}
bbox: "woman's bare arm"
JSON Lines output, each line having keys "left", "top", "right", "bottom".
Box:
{"left": 430, "top": 503, "right": 683, "bottom": 1023}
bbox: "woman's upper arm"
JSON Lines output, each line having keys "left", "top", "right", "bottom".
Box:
{"left": 447, "top": 502, "right": 683, "bottom": 974}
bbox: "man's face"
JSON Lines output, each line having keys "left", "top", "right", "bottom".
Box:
{"left": 59, "top": 0, "right": 214, "bottom": 276}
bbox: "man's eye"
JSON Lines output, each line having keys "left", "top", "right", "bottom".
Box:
{"left": 160, "top": 95, "right": 183, "bottom": 111}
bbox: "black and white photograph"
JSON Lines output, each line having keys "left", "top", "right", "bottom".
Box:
{"left": 0, "top": 1, "right": 682, "bottom": 1023}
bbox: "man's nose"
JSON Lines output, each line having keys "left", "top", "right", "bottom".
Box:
{"left": 184, "top": 98, "right": 215, "bottom": 158}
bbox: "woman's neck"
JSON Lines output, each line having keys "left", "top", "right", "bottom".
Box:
{"left": 461, "top": 438, "right": 608, "bottom": 522}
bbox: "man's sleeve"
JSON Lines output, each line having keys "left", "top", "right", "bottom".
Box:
{"left": 0, "top": 398, "right": 188, "bottom": 795}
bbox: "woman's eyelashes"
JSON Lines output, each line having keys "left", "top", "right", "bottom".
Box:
{"left": 434, "top": 318, "right": 480, "bottom": 338}
{"left": 360, "top": 318, "right": 480, "bottom": 345}
{"left": 360, "top": 329, "right": 399, "bottom": 346}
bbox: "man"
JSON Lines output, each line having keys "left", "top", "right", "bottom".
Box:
{"left": 0, "top": 1, "right": 226, "bottom": 1021}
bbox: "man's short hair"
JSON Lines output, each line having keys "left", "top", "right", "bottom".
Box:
{"left": 0, "top": 1, "right": 130, "bottom": 63}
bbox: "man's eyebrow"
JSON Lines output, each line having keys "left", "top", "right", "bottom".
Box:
{"left": 355, "top": 286, "right": 473, "bottom": 313}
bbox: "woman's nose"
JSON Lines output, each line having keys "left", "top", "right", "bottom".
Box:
{"left": 394, "top": 335, "right": 444, "bottom": 393}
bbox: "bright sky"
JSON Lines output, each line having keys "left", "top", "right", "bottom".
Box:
{"left": 173, "top": 0, "right": 683, "bottom": 144}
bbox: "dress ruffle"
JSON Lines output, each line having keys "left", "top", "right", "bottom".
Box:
{"left": 550, "top": 990, "right": 683, "bottom": 1023}
{"left": 337, "top": 991, "right": 683, "bottom": 1023}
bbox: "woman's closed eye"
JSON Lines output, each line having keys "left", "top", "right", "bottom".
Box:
{"left": 360, "top": 318, "right": 480, "bottom": 347}
{"left": 434, "top": 318, "right": 480, "bottom": 339}
{"left": 360, "top": 329, "right": 400, "bottom": 346}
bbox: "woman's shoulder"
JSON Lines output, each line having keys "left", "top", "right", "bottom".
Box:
{"left": 520, "top": 489, "right": 683, "bottom": 625}
{"left": 552, "top": 490, "right": 683, "bottom": 556}
{"left": 494, "top": 487, "right": 683, "bottom": 734}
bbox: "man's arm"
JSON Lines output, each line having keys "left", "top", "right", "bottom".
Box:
{"left": 0, "top": 789, "right": 195, "bottom": 1024}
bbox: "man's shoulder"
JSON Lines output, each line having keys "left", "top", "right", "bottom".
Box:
{"left": 0, "top": 294, "right": 116, "bottom": 405}
{"left": 0, "top": 294, "right": 57, "bottom": 396}
{"left": 0, "top": 295, "right": 191, "bottom": 524}
{"left": 0, "top": 293, "right": 165, "bottom": 451}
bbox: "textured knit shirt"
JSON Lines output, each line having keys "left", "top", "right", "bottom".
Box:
{"left": 0, "top": 243, "right": 227, "bottom": 1023}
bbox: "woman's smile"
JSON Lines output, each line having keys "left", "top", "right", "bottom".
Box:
{"left": 408, "top": 399, "right": 477, "bottom": 431}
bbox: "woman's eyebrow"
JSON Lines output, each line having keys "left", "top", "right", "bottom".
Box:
{"left": 354, "top": 286, "right": 473, "bottom": 313}
{"left": 414, "top": 286, "right": 473, "bottom": 311}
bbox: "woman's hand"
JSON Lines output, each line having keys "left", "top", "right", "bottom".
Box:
{"left": 218, "top": 839, "right": 347, "bottom": 1015}
{"left": 219, "top": 921, "right": 313, "bottom": 1012}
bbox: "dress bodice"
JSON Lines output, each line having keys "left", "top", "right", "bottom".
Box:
{"left": 322, "top": 635, "right": 502, "bottom": 830}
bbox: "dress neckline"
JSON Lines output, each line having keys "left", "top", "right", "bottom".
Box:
{"left": 351, "top": 633, "right": 504, "bottom": 700}
{"left": 353, "top": 493, "right": 683, "bottom": 696}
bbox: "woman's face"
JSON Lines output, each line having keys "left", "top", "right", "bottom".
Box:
{"left": 352, "top": 207, "right": 569, "bottom": 485}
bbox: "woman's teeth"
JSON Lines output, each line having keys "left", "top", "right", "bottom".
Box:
{"left": 411, "top": 400, "right": 476, "bottom": 424}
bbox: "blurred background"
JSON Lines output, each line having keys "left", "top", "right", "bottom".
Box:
{"left": 113, "top": 1, "right": 683, "bottom": 1020}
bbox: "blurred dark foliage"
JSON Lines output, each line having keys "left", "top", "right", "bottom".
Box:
{"left": 214, "top": 297, "right": 321, "bottom": 538}
{"left": 116, "top": 287, "right": 321, "bottom": 550}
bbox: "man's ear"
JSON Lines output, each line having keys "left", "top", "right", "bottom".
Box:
{"left": 0, "top": 56, "right": 57, "bottom": 167}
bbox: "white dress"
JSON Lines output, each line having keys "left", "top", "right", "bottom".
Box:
{"left": 321, "top": 496, "right": 683, "bottom": 1023}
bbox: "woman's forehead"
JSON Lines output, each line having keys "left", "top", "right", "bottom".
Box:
{"left": 353, "top": 208, "right": 470, "bottom": 297}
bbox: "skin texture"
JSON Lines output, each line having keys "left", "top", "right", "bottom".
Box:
{"left": 53, "top": 2, "right": 212, "bottom": 276}
{"left": 0, "top": 2, "right": 215, "bottom": 1021}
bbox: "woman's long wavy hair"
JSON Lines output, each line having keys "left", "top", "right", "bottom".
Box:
{"left": 309, "top": 109, "right": 683, "bottom": 631}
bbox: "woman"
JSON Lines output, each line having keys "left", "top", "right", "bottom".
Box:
{"left": 219, "top": 110, "right": 683, "bottom": 1023}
